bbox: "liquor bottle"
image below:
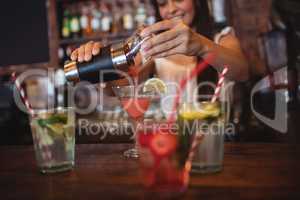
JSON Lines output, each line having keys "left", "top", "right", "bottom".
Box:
{"left": 135, "top": 1, "right": 147, "bottom": 28}
{"left": 210, "top": 0, "right": 227, "bottom": 32}
{"left": 100, "top": 1, "right": 112, "bottom": 33}
{"left": 122, "top": 2, "right": 134, "bottom": 31}
{"left": 145, "top": 1, "right": 156, "bottom": 25}
{"left": 70, "top": 4, "right": 81, "bottom": 39}
{"left": 91, "top": 1, "right": 101, "bottom": 34}
{"left": 61, "top": 8, "right": 71, "bottom": 39}
{"left": 211, "top": 0, "right": 226, "bottom": 24}
{"left": 64, "top": 28, "right": 149, "bottom": 84}
{"left": 111, "top": 1, "right": 123, "bottom": 34}
{"left": 58, "top": 47, "right": 65, "bottom": 65}
{"left": 80, "top": 3, "right": 93, "bottom": 37}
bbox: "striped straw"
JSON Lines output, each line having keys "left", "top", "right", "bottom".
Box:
{"left": 11, "top": 72, "right": 34, "bottom": 116}
{"left": 11, "top": 72, "right": 53, "bottom": 161}
{"left": 186, "top": 65, "right": 229, "bottom": 168}
{"left": 211, "top": 66, "right": 229, "bottom": 103}
{"left": 167, "top": 53, "right": 216, "bottom": 123}
{"left": 187, "top": 134, "right": 204, "bottom": 162}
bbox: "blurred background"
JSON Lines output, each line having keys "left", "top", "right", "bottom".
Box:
{"left": 0, "top": 0, "right": 299, "bottom": 145}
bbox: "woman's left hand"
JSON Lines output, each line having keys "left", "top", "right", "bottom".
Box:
{"left": 140, "top": 19, "right": 207, "bottom": 59}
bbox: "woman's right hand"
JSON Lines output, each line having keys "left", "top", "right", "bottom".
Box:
{"left": 70, "top": 41, "right": 102, "bottom": 62}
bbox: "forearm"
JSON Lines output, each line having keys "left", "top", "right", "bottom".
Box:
{"left": 198, "top": 35, "right": 249, "bottom": 81}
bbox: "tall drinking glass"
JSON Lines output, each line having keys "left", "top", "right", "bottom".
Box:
{"left": 26, "top": 76, "right": 75, "bottom": 173}
{"left": 179, "top": 101, "right": 226, "bottom": 174}
{"left": 30, "top": 108, "right": 75, "bottom": 173}
{"left": 137, "top": 119, "right": 196, "bottom": 198}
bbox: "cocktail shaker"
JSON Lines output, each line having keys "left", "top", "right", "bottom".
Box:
{"left": 64, "top": 29, "right": 148, "bottom": 84}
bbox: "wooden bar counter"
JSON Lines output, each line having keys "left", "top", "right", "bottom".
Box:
{"left": 0, "top": 143, "right": 299, "bottom": 200}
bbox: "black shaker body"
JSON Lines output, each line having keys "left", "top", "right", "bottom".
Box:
{"left": 77, "top": 45, "right": 120, "bottom": 84}
{"left": 64, "top": 42, "right": 132, "bottom": 84}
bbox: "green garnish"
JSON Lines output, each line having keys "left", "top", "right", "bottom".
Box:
{"left": 37, "top": 114, "right": 67, "bottom": 128}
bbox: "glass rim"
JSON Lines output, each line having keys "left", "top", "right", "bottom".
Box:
{"left": 112, "top": 85, "right": 161, "bottom": 98}
{"left": 30, "top": 107, "right": 75, "bottom": 115}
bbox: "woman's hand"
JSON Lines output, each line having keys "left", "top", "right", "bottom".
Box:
{"left": 140, "top": 20, "right": 207, "bottom": 59}
{"left": 70, "top": 41, "right": 101, "bottom": 62}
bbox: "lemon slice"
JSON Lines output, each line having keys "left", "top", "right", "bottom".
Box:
{"left": 46, "top": 123, "right": 64, "bottom": 135}
{"left": 200, "top": 102, "right": 220, "bottom": 118}
{"left": 200, "top": 108, "right": 220, "bottom": 118}
{"left": 179, "top": 103, "right": 205, "bottom": 120}
{"left": 143, "top": 78, "right": 167, "bottom": 94}
{"left": 179, "top": 102, "right": 220, "bottom": 120}
{"left": 179, "top": 111, "right": 205, "bottom": 120}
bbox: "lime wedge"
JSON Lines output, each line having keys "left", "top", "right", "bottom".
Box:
{"left": 143, "top": 78, "right": 167, "bottom": 94}
{"left": 37, "top": 114, "right": 67, "bottom": 128}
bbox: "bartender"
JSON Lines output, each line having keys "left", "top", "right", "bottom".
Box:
{"left": 70, "top": 0, "right": 249, "bottom": 112}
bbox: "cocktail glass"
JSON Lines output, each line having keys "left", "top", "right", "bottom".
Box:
{"left": 113, "top": 85, "right": 155, "bottom": 158}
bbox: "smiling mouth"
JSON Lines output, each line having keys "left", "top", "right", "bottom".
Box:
{"left": 170, "top": 15, "right": 184, "bottom": 21}
{"left": 169, "top": 15, "right": 183, "bottom": 20}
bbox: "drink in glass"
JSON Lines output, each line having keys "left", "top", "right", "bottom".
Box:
{"left": 30, "top": 108, "right": 75, "bottom": 173}
{"left": 120, "top": 97, "right": 150, "bottom": 121}
{"left": 113, "top": 85, "right": 153, "bottom": 158}
{"left": 137, "top": 120, "right": 195, "bottom": 198}
{"left": 179, "top": 102, "right": 225, "bottom": 174}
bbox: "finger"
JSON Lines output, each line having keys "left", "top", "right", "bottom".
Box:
{"left": 144, "top": 39, "right": 181, "bottom": 58}
{"left": 152, "top": 43, "right": 182, "bottom": 59}
{"left": 140, "top": 20, "right": 176, "bottom": 37}
{"left": 78, "top": 45, "right": 85, "bottom": 63}
{"left": 84, "top": 41, "right": 94, "bottom": 61}
{"left": 141, "top": 29, "right": 179, "bottom": 51}
{"left": 70, "top": 49, "right": 78, "bottom": 61}
{"left": 92, "top": 42, "right": 101, "bottom": 56}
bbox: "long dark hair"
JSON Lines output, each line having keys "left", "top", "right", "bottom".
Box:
{"left": 150, "top": 0, "right": 217, "bottom": 96}
{"left": 150, "top": 0, "right": 213, "bottom": 38}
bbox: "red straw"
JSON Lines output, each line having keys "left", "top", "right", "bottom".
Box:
{"left": 211, "top": 66, "right": 229, "bottom": 103}
{"left": 11, "top": 72, "right": 34, "bottom": 116}
{"left": 167, "top": 53, "right": 216, "bottom": 123}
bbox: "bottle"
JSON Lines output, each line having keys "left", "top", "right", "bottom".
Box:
{"left": 80, "top": 3, "right": 93, "bottom": 37}
{"left": 210, "top": 0, "right": 227, "bottom": 32}
{"left": 62, "top": 7, "right": 71, "bottom": 39}
{"left": 70, "top": 5, "right": 81, "bottom": 38}
{"left": 211, "top": 0, "right": 226, "bottom": 24}
{"left": 91, "top": 1, "right": 101, "bottom": 34}
{"left": 145, "top": 1, "right": 156, "bottom": 25}
{"left": 135, "top": 1, "right": 147, "bottom": 28}
{"left": 100, "top": 2, "right": 112, "bottom": 33}
{"left": 122, "top": 2, "right": 134, "bottom": 31}
{"left": 64, "top": 28, "right": 149, "bottom": 84}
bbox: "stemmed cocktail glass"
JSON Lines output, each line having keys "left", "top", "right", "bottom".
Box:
{"left": 113, "top": 85, "right": 156, "bottom": 158}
